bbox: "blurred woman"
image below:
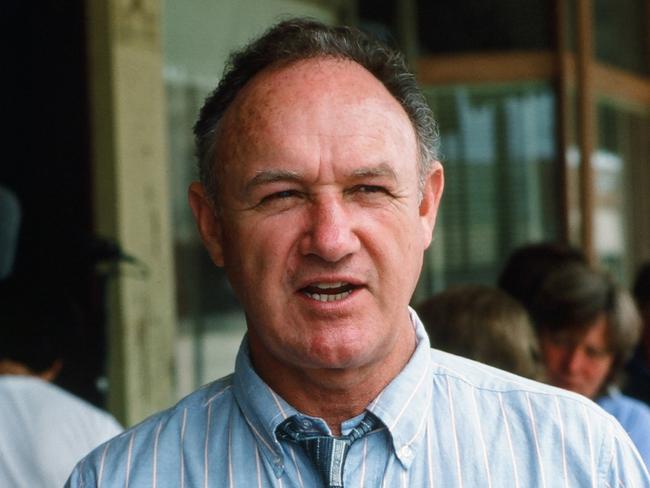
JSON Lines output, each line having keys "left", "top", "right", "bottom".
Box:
{"left": 530, "top": 263, "right": 650, "bottom": 467}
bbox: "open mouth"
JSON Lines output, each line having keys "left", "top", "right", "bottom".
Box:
{"left": 300, "top": 282, "right": 358, "bottom": 302}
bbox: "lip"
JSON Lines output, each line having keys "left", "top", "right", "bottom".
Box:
{"left": 297, "top": 285, "right": 363, "bottom": 307}
{"left": 294, "top": 275, "right": 366, "bottom": 306}
{"left": 294, "top": 275, "right": 365, "bottom": 291}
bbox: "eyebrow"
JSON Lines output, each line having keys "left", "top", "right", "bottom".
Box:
{"left": 349, "top": 162, "right": 398, "bottom": 181}
{"left": 243, "top": 162, "right": 398, "bottom": 193}
{"left": 244, "top": 169, "right": 304, "bottom": 193}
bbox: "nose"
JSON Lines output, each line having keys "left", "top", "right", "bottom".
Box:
{"left": 563, "top": 347, "right": 585, "bottom": 375}
{"left": 299, "top": 195, "right": 360, "bottom": 262}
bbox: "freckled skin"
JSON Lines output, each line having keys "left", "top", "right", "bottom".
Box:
{"left": 189, "top": 58, "right": 444, "bottom": 430}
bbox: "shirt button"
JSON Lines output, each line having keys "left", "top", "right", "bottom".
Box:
{"left": 399, "top": 446, "right": 412, "bottom": 459}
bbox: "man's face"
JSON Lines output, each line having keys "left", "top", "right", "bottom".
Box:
{"left": 190, "top": 58, "right": 443, "bottom": 375}
{"left": 539, "top": 314, "right": 614, "bottom": 399}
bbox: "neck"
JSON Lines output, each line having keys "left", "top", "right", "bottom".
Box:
{"left": 249, "top": 325, "right": 417, "bottom": 436}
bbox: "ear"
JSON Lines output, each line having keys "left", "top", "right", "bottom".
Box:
{"left": 418, "top": 161, "right": 444, "bottom": 249}
{"left": 188, "top": 182, "right": 225, "bottom": 267}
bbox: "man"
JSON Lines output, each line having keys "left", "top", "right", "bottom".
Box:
{"left": 0, "top": 278, "right": 122, "bottom": 487}
{"left": 67, "top": 19, "right": 649, "bottom": 486}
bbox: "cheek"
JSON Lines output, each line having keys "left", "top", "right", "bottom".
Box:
{"left": 540, "top": 343, "right": 562, "bottom": 369}
{"left": 590, "top": 358, "right": 614, "bottom": 381}
{"left": 544, "top": 353, "right": 562, "bottom": 373}
{"left": 383, "top": 209, "right": 426, "bottom": 259}
{"left": 225, "top": 216, "right": 293, "bottom": 259}
{"left": 220, "top": 223, "right": 281, "bottom": 294}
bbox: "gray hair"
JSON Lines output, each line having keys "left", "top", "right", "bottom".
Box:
{"left": 193, "top": 18, "right": 439, "bottom": 205}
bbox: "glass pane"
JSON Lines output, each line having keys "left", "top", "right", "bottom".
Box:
{"left": 595, "top": 102, "right": 650, "bottom": 283}
{"left": 166, "top": 74, "right": 246, "bottom": 398}
{"left": 594, "top": 0, "right": 648, "bottom": 75}
{"left": 415, "top": 82, "right": 559, "bottom": 302}
{"left": 565, "top": 89, "right": 581, "bottom": 246}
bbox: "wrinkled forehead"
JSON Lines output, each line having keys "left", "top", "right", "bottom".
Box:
{"left": 214, "top": 57, "right": 416, "bottom": 157}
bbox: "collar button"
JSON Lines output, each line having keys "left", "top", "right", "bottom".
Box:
{"left": 398, "top": 446, "right": 412, "bottom": 459}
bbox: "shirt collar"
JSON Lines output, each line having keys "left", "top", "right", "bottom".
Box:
{"left": 366, "top": 308, "right": 432, "bottom": 468}
{"left": 232, "top": 337, "right": 297, "bottom": 478}
{"left": 232, "top": 307, "right": 433, "bottom": 474}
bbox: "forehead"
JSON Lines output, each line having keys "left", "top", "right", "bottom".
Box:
{"left": 551, "top": 313, "right": 610, "bottom": 345}
{"left": 582, "top": 314, "right": 610, "bottom": 343}
{"left": 214, "top": 57, "right": 417, "bottom": 165}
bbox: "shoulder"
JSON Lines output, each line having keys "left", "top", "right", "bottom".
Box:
{"left": 428, "top": 347, "right": 621, "bottom": 434}
{"left": 1, "top": 376, "right": 121, "bottom": 431}
{"left": 598, "top": 392, "right": 650, "bottom": 429}
{"left": 599, "top": 391, "right": 650, "bottom": 411}
{"left": 171, "top": 374, "right": 236, "bottom": 412}
{"left": 66, "top": 376, "right": 235, "bottom": 486}
{"left": 123, "top": 374, "right": 236, "bottom": 443}
{"left": 429, "top": 347, "right": 583, "bottom": 398}
{"left": 426, "top": 348, "right": 650, "bottom": 484}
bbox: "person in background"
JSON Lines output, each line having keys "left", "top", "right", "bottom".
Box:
{"left": 530, "top": 262, "right": 650, "bottom": 468}
{"left": 624, "top": 262, "right": 650, "bottom": 406}
{"left": 0, "top": 278, "right": 122, "bottom": 488}
{"left": 498, "top": 241, "right": 586, "bottom": 312}
{"left": 67, "top": 19, "right": 648, "bottom": 486}
{"left": 416, "top": 284, "right": 543, "bottom": 380}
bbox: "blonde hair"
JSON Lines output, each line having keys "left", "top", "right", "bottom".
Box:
{"left": 416, "top": 284, "right": 543, "bottom": 380}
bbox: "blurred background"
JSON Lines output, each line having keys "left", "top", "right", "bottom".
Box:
{"left": 2, "top": 0, "right": 648, "bottom": 427}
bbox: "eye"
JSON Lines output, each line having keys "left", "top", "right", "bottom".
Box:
{"left": 349, "top": 185, "right": 391, "bottom": 196}
{"left": 255, "top": 189, "right": 305, "bottom": 210}
{"left": 261, "top": 189, "right": 301, "bottom": 203}
{"left": 584, "top": 347, "right": 611, "bottom": 360}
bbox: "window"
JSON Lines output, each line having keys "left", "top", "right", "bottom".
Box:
{"left": 415, "top": 82, "right": 560, "bottom": 300}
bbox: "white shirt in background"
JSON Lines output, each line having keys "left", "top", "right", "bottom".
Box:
{"left": 0, "top": 375, "right": 122, "bottom": 487}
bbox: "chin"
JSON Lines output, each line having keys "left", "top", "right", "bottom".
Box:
{"left": 303, "top": 346, "right": 365, "bottom": 369}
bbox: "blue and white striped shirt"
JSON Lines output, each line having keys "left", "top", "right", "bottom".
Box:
{"left": 66, "top": 311, "right": 650, "bottom": 487}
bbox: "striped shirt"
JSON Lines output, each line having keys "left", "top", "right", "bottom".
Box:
{"left": 66, "top": 310, "right": 650, "bottom": 487}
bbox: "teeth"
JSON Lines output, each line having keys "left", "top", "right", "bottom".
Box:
{"left": 312, "top": 282, "right": 347, "bottom": 289}
{"left": 304, "top": 290, "right": 352, "bottom": 302}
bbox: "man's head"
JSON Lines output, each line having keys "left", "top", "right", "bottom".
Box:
{"left": 531, "top": 263, "right": 641, "bottom": 399}
{"left": 193, "top": 18, "right": 440, "bottom": 207}
{"left": 189, "top": 19, "right": 443, "bottom": 380}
